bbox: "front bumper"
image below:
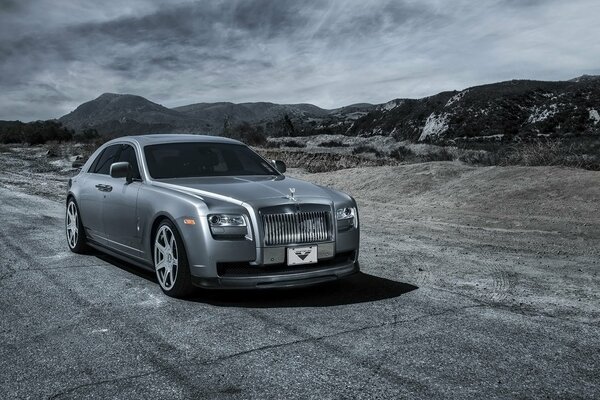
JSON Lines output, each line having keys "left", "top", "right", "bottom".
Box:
{"left": 191, "top": 253, "right": 359, "bottom": 289}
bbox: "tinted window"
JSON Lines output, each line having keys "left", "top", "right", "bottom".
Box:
{"left": 144, "top": 142, "right": 278, "bottom": 179}
{"left": 115, "top": 144, "right": 142, "bottom": 179}
{"left": 91, "top": 145, "right": 120, "bottom": 175}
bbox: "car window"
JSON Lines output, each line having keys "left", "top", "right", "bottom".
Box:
{"left": 144, "top": 142, "right": 278, "bottom": 179}
{"left": 115, "top": 144, "right": 142, "bottom": 180}
{"left": 91, "top": 144, "right": 120, "bottom": 175}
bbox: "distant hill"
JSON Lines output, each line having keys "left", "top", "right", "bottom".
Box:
{"left": 59, "top": 93, "right": 208, "bottom": 135}
{"left": 58, "top": 94, "right": 370, "bottom": 136}
{"left": 58, "top": 76, "right": 600, "bottom": 143}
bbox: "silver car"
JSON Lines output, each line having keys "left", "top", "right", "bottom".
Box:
{"left": 66, "top": 134, "right": 360, "bottom": 297}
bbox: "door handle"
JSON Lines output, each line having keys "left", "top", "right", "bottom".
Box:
{"left": 95, "top": 184, "right": 113, "bottom": 192}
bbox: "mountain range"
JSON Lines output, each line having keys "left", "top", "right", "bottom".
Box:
{"left": 58, "top": 75, "right": 600, "bottom": 144}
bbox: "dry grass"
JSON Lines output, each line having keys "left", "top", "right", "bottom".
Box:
{"left": 498, "top": 140, "right": 600, "bottom": 170}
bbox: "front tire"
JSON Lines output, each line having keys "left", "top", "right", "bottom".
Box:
{"left": 66, "top": 199, "right": 89, "bottom": 254}
{"left": 153, "top": 220, "right": 194, "bottom": 298}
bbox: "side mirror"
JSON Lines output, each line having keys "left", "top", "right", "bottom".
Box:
{"left": 272, "top": 160, "right": 286, "bottom": 174}
{"left": 110, "top": 161, "right": 132, "bottom": 182}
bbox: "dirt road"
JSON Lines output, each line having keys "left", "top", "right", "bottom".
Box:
{"left": 0, "top": 151, "right": 598, "bottom": 399}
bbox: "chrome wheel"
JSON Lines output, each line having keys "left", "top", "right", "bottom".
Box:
{"left": 154, "top": 225, "right": 179, "bottom": 291}
{"left": 66, "top": 201, "right": 79, "bottom": 249}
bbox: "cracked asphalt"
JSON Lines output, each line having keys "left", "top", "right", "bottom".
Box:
{"left": 1, "top": 158, "right": 600, "bottom": 399}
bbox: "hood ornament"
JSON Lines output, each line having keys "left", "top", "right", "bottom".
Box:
{"left": 286, "top": 187, "right": 296, "bottom": 201}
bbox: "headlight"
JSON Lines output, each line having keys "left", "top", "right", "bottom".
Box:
{"left": 208, "top": 214, "right": 250, "bottom": 240}
{"left": 336, "top": 207, "right": 355, "bottom": 220}
{"left": 336, "top": 207, "right": 358, "bottom": 230}
{"left": 208, "top": 214, "right": 246, "bottom": 227}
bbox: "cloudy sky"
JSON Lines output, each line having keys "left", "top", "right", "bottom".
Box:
{"left": 1, "top": 0, "right": 599, "bottom": 121}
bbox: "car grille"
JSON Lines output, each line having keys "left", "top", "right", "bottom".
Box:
{"left": 262, "top": 211, "right": 332, "bottom": 246}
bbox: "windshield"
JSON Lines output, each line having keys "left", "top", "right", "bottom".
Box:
{"left": 144, "top": 142, "right": 279, "bottom": 179}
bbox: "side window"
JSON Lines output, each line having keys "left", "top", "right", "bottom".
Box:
{"left": 92, "top": 145, "right": 120, "bottom": 175}
{"left": 87, "top": 148, "right": 105, "bottom": 173}
{"left": 116, "top": 144, "right": 142, "bottom": 180}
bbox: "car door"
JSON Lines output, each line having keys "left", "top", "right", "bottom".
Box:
{"left": 102, "top": 144, "right": 144, "bottom": 259}
{"left": 78, "top": 144, "right": 121, "bottom": 245}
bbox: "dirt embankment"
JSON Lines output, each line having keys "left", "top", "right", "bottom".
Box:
{"left": 291, "top": 163, "right": 600, "bottom": 323}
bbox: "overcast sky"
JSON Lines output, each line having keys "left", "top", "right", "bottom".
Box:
{"left": 1, "top": 0, "right": 599, "bottom": 121}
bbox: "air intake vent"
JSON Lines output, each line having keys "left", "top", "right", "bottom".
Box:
{"left": 263, "top": 211, "right": 332, "bottom": 246}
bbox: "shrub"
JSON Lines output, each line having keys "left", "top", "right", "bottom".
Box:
{"left": 222, "top": 122, "right": 267, "bottom": 146}
{"left": 0, "top": 120, "right": 73, "bottom": 144}
{"left": 458, "top": 151, "right": 498, "bottom": 166}
{"left": 418, "top": 148, "right": 454, "bottom": 162}
{"left": 263, "top": 140, "right": 282, "bottom": 148}
{"left": 282, "top": 140, "right": 306, "bottom": 148}
{"left": 389, "top": 146, "right": 416, "bottom": 161}
{"left": 352, "top": 145, "right": 382, "bottom": 157}
{"left": 46, "top": 143, "right": 61, "bottom": 158}
{"left": 318, "top": 140, "right": 347, "bottom": 147}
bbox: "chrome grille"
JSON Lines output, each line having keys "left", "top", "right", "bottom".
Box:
{"left": 263, "top": 211, "right": 331, "bottom": 246}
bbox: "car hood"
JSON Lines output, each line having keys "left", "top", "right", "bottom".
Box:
{"left": 154, "top": 175, "right": 331, "bottom": 203}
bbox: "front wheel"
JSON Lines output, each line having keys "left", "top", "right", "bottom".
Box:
{"left": 153, "top": 220, "right": 194, "bottom": 298}
{"left": 66, "top": 199, "right": 89, "bottom": 253}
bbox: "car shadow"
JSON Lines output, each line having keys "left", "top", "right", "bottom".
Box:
{"left": 95, "top": 253, "right": 418, "bottom": 308}
{"left": 94, "top": 253, "right": 157, "bottom": 283}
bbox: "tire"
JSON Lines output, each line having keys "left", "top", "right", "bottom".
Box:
{"left": 153, "top": 219, "right": 194, "bottom": 298}
{"left": 66, "top": 198, "right": 89, "bottom": 254}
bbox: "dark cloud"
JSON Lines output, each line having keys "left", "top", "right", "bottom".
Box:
{"left": 0, "top": 0, "right": 598, "bottom": 120}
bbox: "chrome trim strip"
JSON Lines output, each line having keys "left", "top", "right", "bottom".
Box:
{"left": 95, "top": 233, "right": 145, "bottom": 254}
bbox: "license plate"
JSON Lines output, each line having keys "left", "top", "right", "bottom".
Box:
{"left": 287, "top": 245, "right": 318, "bottom": 266}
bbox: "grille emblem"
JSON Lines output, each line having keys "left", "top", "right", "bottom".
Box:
{"left": 294, "top": 249, "right": 311, "bottom": 260}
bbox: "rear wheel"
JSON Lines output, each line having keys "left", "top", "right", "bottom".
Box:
{"left": 153, "top": 220, "right": 194, "bottom": 298}
{"left": 66, "top": 199, "right": 89, "bottom": 253}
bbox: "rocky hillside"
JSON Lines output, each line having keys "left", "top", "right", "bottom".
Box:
{"left": 57, "top": 76, "right": 600, "bottom": 143}
{"left": 347, "top": 76, "right": 600, "bottom": 144}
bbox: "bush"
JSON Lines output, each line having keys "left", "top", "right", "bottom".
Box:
{"left": 263, "top": 140, "right": 282, "bottom": 148}
{"left": 222, "top": 122, "right": 267, "bottom": 146}
{"left": 73, "top": 128, "right": 100, "bottom": 142}
{"left": 282, "top": 140, "right": 306, "bottom": 148}
{"left": 0, "top": 120, "right": 73, "bottom": 144}
{"left": 46, "top": 143, "right": 61, "bottom": 158}
{"left": 389, "top": 146, "right": 416, "bottom": 161}
{"left": 352, "top": 145, "right": 382, "bottom": 157}
{"left": 318, "top": 140, "right": 347, "bottom": 147}
{"left": 458, "top": 151, "right": 498, "bottom": 166}
{"left": 418, "top": 148, "right": 454, "bottom": 162}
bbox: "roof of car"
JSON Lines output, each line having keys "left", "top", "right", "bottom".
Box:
{"left": 107, "top": 134, "right": 244, "bottom": 146}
